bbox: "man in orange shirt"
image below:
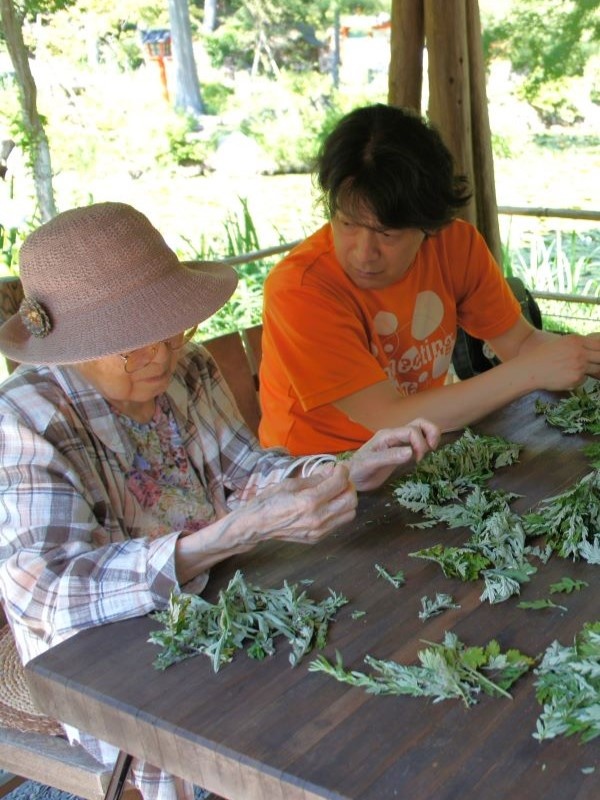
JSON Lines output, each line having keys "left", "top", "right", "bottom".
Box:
{"left": 259, "top": 104, "right": 600, "bottom": 456}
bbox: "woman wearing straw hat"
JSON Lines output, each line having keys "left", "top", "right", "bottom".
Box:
{"left": 0, "top": 202, "right": 439, "bottom": 800}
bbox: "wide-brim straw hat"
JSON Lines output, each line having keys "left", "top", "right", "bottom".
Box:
{"left": 0, "top": 202, "right": 239, "bottom": 365}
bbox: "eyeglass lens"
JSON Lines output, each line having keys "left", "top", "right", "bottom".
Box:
{"left": 122, "top": 326, "right": 197, "bottom": 373}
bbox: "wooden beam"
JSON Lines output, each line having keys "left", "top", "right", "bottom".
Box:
{"left": 388, "top": 0, "right": 425, "bottom": 110}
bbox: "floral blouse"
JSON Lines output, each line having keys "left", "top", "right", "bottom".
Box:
{"left": 115, "top": 394, "right": 215, "bottom": 538}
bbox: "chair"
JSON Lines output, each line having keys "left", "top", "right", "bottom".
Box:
{"left": 240, "top": 323, "right": 263, "bottom": 386}
{"left": 0, "top": 607, "right": 141, "bottom": 800}
{"left": 0, "top": 277, "right": 24, "bottom": 376}
{"left": 203, "top": 326, "right": 262, "bottom": 435}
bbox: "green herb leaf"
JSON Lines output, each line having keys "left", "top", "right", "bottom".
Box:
{"left": 535, "top": 379, "right": 600, "bottom": 435}
{"left": 375, "top": 564, "right": 406, "bottom": 588}
{"left": 393, "top": 429, "right": 522, "bottom": 507}
{"left": 549, "top": 577, "right": 589, "bottom": 594}
{"left": 522, "top": 470, "right": 600, "bottom": 562}
{"left": 583, "top": 442, "right": 600, "bottom": 469}
{"left": 517, "top": 598, "right": 568, "bottom": 612}
{"left": 410, "top": 543, "right": 491, "bottom": 581}
{"left": 418, "top": 593, "right": 460, "bottom": 621}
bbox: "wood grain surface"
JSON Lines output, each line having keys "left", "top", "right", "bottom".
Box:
{"left": 27, "top": 391, "right": 600, "bottom": 800}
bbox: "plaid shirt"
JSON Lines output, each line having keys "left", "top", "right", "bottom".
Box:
{"left": 0, "top": 344, "right": 311, "bottom": 800}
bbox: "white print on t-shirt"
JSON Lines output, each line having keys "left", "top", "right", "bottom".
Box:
{"left": 372, "top": 290, "right": 455, "bottom": 395}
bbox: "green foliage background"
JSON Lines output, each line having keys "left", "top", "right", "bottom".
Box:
{"left": 1, "top": 0, "right": 598, "bottom": 342}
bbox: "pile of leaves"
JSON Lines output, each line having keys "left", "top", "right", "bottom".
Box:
{"left": 533, "top": 621, "right": 600, "bottom": 743}
{"left": 534, "top": 378, "right": 600, "bottom": 434}
{"left": 392, "top": 431, "right": 541, "bottom": 603}
{"left": 523, "top": 470, "right": 600, "bottom": 563}
{"left": 149, "top": 570, "right": 347, "bottom": 672}
{"left": 309, "top": 631, "right": 534, "bottom": 707}
{"left": 392, "top": 428, "right": 522, "bottom": 508}
{"left": 411, "top": 506, "right": 541, "bottom": 604}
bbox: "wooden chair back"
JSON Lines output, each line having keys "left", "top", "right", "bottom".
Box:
{"left": 203, "top": 326, "right": 262, "bottom": 435}
{"left": 241, "top": 324, "right": 263, "bottom": 387}
{"left": 0, "top": 276, "right": 24, "bottom": 376}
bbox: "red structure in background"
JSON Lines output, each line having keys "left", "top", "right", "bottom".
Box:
{"left": 141, "top": 29, "right": 172, "bottom": 102}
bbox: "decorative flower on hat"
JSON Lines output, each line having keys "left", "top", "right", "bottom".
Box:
{"left": 19, "top": 297, "right": 52, "bottom": 338}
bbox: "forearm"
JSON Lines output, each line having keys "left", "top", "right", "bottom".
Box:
{"left": 409, "top": 363, "right": 537, "bottom": 431}
{"left": 501, "top": 327, "right": 559, "bottom": 358}
{"left": 175, "top": 509, "right": 260, "bottom": 584}
{"left": 336, "top": 362, "right": 539, "bottom": 434}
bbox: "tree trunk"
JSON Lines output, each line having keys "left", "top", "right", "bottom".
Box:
{"left": 203, "top": 0, "right": 218, "bottom": 33}
{"left": 168, "top": 0, "right": 204, "bottom": 115}
{"left": 331, "top": 2, "right": 341, "bottom": 90}
{"left": 0, "top": 0, "right": 56, "bottom": 222}
{"left": 388, "top": 0, "right": 424, "bottom": 110}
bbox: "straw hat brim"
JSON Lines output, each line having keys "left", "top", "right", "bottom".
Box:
{"left": 0, "top": 260, "right": 238, "bottom": 365}
{"left": 0, "top": 624, "right": 64, "bottom": 736}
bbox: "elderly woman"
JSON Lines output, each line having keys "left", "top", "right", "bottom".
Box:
{"left": 0, "top": 202, "right": 439, "bottom": 800}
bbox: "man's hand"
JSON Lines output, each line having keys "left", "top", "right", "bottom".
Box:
{"left": 346, "top": 418, "right": 440, "bottom": 491}
{"left": 517, "top": 331, "right": 600, "bottom": 390}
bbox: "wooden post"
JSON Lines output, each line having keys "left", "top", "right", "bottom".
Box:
{"left": 387, "top": 0, "right": 502, "bottom": 265}
{"left": 425, "top": 0, "right": 476, "bottom": 225}
{"left": 388, "top": 0, "right": 424, "bottom": 110}
{"left": 466, "top": 0, "right": 502, "bottom": 265}
{"left": 156, "top": 56, "right": 169, "bottom": 103}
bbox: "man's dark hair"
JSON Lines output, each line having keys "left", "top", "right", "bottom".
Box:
{"left": 316, "top": 103, "right": 471, "bottom": 231}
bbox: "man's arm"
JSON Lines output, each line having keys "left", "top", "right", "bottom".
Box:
{"left": 334, "top": 317, "right": 600, "bottom": 434}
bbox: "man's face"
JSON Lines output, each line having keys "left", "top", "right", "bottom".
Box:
{"left": 331, "top": 210, "right": 425, "bottom": 290}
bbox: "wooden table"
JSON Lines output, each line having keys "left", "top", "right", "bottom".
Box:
{"left": 26, "top": 391, "right": 600, "bottom": 800}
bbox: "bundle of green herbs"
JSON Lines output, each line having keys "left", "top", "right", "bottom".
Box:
{"left": 149, "top": 570, "right": 348, "bottom": 672}
{"left": 534, "top": 378, "right": 600, "bottom": 435}
{"left": 522, "top": 470, "right": 600, "bottom": 563}
{"left": 392, "top": 432, "right": 533, "bottom": 603}
{"left": 392, "top": 428, "right": 522, "bottom": 510}
{"left": 309, "top": 631, "right": 534, "bottom": 707}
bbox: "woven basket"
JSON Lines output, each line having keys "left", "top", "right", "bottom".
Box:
{"left": 0, "top": 623, "right": 64, "bottom": 736}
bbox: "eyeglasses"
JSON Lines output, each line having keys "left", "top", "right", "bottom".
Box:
{"left": 119, "top": 326, "right": 198, "bottom": 374}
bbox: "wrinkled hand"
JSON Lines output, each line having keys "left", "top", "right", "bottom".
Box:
{"left": 253, "top": 464, "right": 358, "bottom": 544}
{"left": 346, "top": 418, "right": 441, "bottom": 491}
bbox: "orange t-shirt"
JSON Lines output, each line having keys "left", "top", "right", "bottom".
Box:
{"left": 259, "top": 220, "right": 521, "bottom": 455}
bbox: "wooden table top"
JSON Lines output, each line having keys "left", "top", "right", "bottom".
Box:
{"left": 27, "top": 391, "right": 600, "bottom": 800}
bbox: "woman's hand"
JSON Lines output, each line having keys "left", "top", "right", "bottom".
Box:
{"left": 176, "top": 464, "right": 358, "bottom": 583}
{"left": 346, "top": 418, "right": 440, "bottom": 491}
{"left": 254, "top": 463, "right": 358, "bottom": 543}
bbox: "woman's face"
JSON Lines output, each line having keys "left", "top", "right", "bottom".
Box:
{"left": 72, "top": 342, "right": 180, "bottom": 422}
